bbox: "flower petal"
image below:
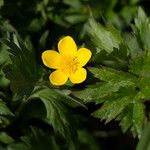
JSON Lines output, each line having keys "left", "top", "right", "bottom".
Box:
{"left": 42, "top": 50, "right": 62, "bottom": 69}
{"left": 77, "top": 48, "right": 92, "bottom": 67}
{"left": 58, "top": 36, "right": 77, "bottom": 56}
{"left": 69, "top": 68, "right": 87, "bottom": 84}
{"left": 49, "top": 70, "right": 68, "bottom": 86}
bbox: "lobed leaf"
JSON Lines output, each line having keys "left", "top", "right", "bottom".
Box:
{"left": 75, "top": 67, "right": 136, "bottom": 103}
{"left": 1, "top": 37, "right": 42, "bottom": 97}
{"left": 86, "top": 17, "right": 122, "bottom": 53}
{"left": 31, "top": 88, "right": 77, "bottom": 141}
{"left": 89, "top": 67, "right": 136, "bottom": 83}
{"left": 92, "top": 96, "right": 132, "bottom": 123}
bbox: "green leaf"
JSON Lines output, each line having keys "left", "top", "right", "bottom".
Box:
{"left": 134, "top": 7, "right": 150, "bottom": 50}
{"left": 32, "top": 86, "right": 86, "bottom": 108}
{"left": 130, "top": 52, "right": 150, "bottom": 100}
{"left": 39, "top": 30, "right": 49, "bottom": 49}
{"left": 119, "top": 102, "right": 145, "bottom": 138}
{"left": 0, "top": 132, "right": 14, "bottom": 144}
{"left": 0, "top": 98, "right": 13, "bottom": 128}
{"left": 7, "top": 143, "right": 29, "bottom": 150}
{"left": 0, "top": 65, "right": 10, "bottom": 88}
{"left": 0, "top": 99, "right": 13, "bottom": 116}
{"left": 89, "top": 67, "right": 136, "bottom": 83}
{"left": 28, "top": 18, "right": 46, "bottom": 32}
{"left": 65, "top": 14, "right": 87, "bottom": 24}
{"left": 74, "top": 67, "right": 136, "bottom": 103}
{"left": 74, "top": 64, "right": 146, "bottom": 138}
{"left": 120, "top": 6, "right": 137, "bottom": 24}
{"left": 92, "top": 89, "right": 144, "bottom": 138}
{"left": 140, "top": 52, "right": 150, "bottom": 77}
{"left": 86, "top": 17, "right": 122, "bottom": 53}
{"left": 1, "top": 36, "right": 41, "bottom": 96}
{"left": 31, "top": 88, "right": 77, "bottom": 141}
{"left": 74, "top": 82, "right": 120, "bottom": 103}
{"left": 92, "top": 95, "right": 131, "bottom": 123}
{"left": 74, "top": 82, "right": 133, "bottom": 103}
{"left": 136, "top": 122, "right": 150, "bottom": 150}
{"left": 0, "top": 0, "right": 4, "bottom": 9}
{"left": 137, "top": 77, "right": 150, "bottom": 99}
{"left": 129, "top": 56, "right": 144, "bottom": 75}
{"left": 135, "top": 7, "right": 148, "bottom": 30}
{"left": 124, "top": 33, "right": 142, "bottom": 59}
{"left": 119, "top": 104, "right": 133, "bottom": 133}
{"left": 131, "top": 102, "right": 145, "bottom": 138}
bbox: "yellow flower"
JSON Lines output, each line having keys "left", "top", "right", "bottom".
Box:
{"left": 42, "top": 36, "right": 92, "bottom": 86}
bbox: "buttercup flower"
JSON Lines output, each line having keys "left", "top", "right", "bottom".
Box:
{"left": 42, "top": 36, "right": 92, "bottom": 86}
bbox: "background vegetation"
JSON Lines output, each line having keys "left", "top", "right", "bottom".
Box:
{"left": 0, "top": 0, "right": 150, "bottom": 149}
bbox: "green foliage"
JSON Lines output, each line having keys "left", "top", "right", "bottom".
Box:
{"left": 75, "top": 66, "right": 145, "bottom": 138}
{"left": 0, "top": 132, "right": 14, "bottom": 144}
{"left": 0, "top": 0, "right": 150, "bottom": 149}
{"left": 31, "top": 87, "right": 77, "bottom": 141}
{"left": 0, "top": 99, "right": 13, "bottom": 116}
{"left": 133, "top": 7, "right": 150, "bottom": 50}
{"left": 86, "top": 18, "right": 123, "bottom": 53}
{"left": 74, "top": 7, "right": 150, "bottom": 139}
{"left": 124, "top": 33, "right": 142, "bottom": 59}
{"left": 75, "top": 67, "right": 136, "bottom": 103}
{"left": 0, "top": 98, "right": 13, "bottom": 128}
{"left": 1, "top": 35, "right": 42, "bottom": 97}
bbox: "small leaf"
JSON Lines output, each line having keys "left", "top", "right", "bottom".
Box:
{"left": 124, "top": 33, "right": 142, "bottom": 59}
{"left": 132, "top": 102, "right": 145, "bottom": 138}
{"left": 39, "top": 30, "right": 49, "bottom": 48}
{"left": 0, "top": 132, "right": 14, "bottom": 144}
{"left": 0, "top": 99, "right": 13, "bottom": 116}
{"left": 119, "top": 104, "right": 133, "bottom": 133}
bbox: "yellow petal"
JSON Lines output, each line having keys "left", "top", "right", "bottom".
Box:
{"left": 49, "top": 70, "right": 68, "bottom": 86}
{"left": 42, "top": 50, "right": 61, "bottom": 69}
{"left": 77, "top": 48, "right": 92, "bottom": 67}
{"left": 58, "top": 36, "right": 77, "bottom": 56}
{"left": 69, "top": 68, "right": 87, "bottom": 84}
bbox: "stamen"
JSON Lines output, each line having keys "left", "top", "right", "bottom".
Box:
{"left": 61, "top": 56, "right": 79, "bottom": 75}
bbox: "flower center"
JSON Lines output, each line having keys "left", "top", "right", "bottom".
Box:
{"left": 60, "top": 56, "right": 79, "bottom": 76}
